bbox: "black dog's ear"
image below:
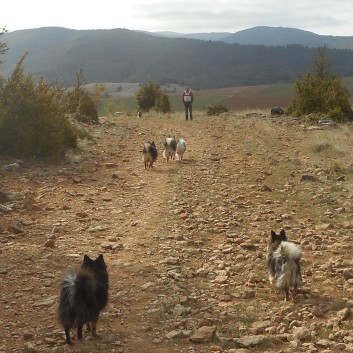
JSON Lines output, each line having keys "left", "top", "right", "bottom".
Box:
{"left": 96, "top": 254, "right": 106, "bottom": 267}
{"left": 96, "top": 254, "right": 104, "bottom": 261}
{"left": 270, "top": 230, "right": 277, "bottom": 241}
{"left": 83, "top": 254, "right": 92, "bottom": 265}
{"left": 279, "top": 229, "right": 287, "bottom": 241}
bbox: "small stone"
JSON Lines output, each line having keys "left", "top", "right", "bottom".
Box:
{"left": 292, "top": 326, "right": 311, "bottom": 341}
{"left": 343, "top": 270, "right": 353, "bottom": 281}
{"left": 0, "top": 191, "right": 9, "bottom": 204}
{"left": 24, "top": 342, "right": 37, "bottom": 353}
{"left": 300, "top": 174, "right": 318, "bottom": 182}
{"left": 8, "top": 221, "right": 24, "bottom": 234}
{"left": 237, "top": 335, "right": 266, "bottom": 348}
{"left": 315, "top": 339, "right": 330, "bottom": 348}
{"left": 44, "top": 239, "right": 55, "bottom": 248}
{"left": 242, "top": 290, "right": 256, "bottom": 299}
{"left": 166, "top": 330, "right": 183, "bottom": 339}
{"left": 76, "top": 211, "right": 89, "bottom": 218}
{"left": 337, "top": 307, "right": 351, "bottom": 321}
{"left": 189, "top": 326, "right": 217, "bottom": 343}
{"left": 312, "top": 306, "right": 323, "bottom": 317}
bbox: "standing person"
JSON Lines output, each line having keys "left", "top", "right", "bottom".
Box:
{"left": 182, "top": 86, "right": 193, "bottom": 120}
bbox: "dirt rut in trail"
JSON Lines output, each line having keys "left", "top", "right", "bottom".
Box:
{"left": 1, "top": 115, "right": 225, "bottom": 353}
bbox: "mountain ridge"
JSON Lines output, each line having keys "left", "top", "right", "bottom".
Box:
{"left": 149, "top": 26, "right": 353, "bottom": 49}
{"left": 2, "top": 26, "right": 353, "bottom": 89}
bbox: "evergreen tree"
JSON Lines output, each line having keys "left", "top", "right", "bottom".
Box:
{"left": 136, "top": 81, "right": 171, "bottom": 113}
{"left": 287, "top": 47, "right": 353, "bottom": 121}
{"left": 155, "top": 92, "right": 171, "bottom": 113}
{"left": 0, "top": 55, "right": 79, "bottom": 156}
{"left": 62, "top": 69, "right": 98, "bottom": 124}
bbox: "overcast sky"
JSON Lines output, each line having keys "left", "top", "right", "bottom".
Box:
{"left": 2, "top": 0, "right": 353, "bottom": 36}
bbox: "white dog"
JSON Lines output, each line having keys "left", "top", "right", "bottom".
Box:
{"left": 176, "top": 138, "right": 187, "bottom": 160}
{"left": 163, "top": 136, "right": 177, "bottom": 162}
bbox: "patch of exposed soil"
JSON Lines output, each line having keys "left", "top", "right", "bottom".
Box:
{"left": 1, "top": 112, "right": 353, "bottom": 353}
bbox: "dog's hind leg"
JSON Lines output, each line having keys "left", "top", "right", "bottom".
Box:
{"left": 85, "top": 322, "right": 91, "bottom": 332}
{"left": 64, "top": 327, "right": 73, "bottom": 345}
{"left": 293, "top": 283, "right": 298, "bottom": 298}
{"left": 91, "top": 319, "right": 99, "bottom": 337}
{"left": 284, "top": 287, "right": 290, "bottom": 301}
{"left": 77, "top": 323, "right": 84, "bottom": 341}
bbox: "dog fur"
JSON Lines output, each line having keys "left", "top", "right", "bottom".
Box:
{"left": 58, "top": 254, "right": 109, "bottom": 344}
{"left": 163, "top": 136, "right": 177, "bottom": 162}
{"left": 143, "top": 141, "right": 158, "bottom": 169}
{"left": 267, "top": 229, "right": 303, "bottom": 301}
{"left": 176, "top": 138, "right": 187, "bottom": 160}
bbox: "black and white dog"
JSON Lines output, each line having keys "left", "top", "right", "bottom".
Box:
{"left": 176, "top": 138, "right": 187, "bottom": 160}
{"left": 143, "top": 141, "right": 158, "bottom": 169}
{"left": 163, "top": 136, "right": 177, "bottom": 162}
{"left": 267, "top": 229, "right": 303, "bottom": 301}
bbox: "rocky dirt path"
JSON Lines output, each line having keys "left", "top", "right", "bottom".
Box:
{"left": 1, "top": 113, "right": 353, "bottom": 353}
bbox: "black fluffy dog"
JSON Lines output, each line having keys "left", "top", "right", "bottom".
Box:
{"left": 58, "top": 254, "right": 109, "bottom": 344}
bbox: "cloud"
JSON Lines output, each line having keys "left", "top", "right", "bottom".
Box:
{"left": 2, "top": 0, "right": 353, "bottom": 36}
{"left": 124, "top": 0, "right": 353, "bottom": 35}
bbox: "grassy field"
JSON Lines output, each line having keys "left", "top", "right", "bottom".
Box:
{"left": 95, "top": 76, "right": 353, "bottom": 115}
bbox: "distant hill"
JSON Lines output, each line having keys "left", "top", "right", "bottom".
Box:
{"left": 151, "top": 26, "right": 353, "bottom": 49}
{"left": 221, "top": 26, "right": 353, "bottom": 49}
{"left": 149, "top": 31, "right": 230, "bottom": 42}
{"left": 2, "top": 27, "right": 353, "bottom": 89}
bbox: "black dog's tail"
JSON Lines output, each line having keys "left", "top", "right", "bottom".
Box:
{"left": 58, "top": 270, "right": 78, "bottom": 344}
{"left": 58, "top": 270, "right": 97, "bottom": 328}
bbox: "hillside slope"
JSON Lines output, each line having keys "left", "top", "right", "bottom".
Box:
{"left": 2, "top": 112, "right": 353, "bottom": 352}
{"left": 2, "top": 27, "right": 353, "bottom": 88}
{"left": 150, "top": 26, "right": 353, "bottom": 49}
{"left": 222, "top": 26, "right": 353, "bottom": 49}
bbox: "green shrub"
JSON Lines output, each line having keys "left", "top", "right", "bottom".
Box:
{"left": 287, "top": 48, "right": 353, "bottom": 122}
{"left": 136, "top": 81, "right": 160, "bottom": 112}
{"left": 0, "top": 55, "right": 79, "bottom": 157}
{"left": 155, "top": 92, "right": 171, "bottom": 113}
{"left": 207, "top": 103, "right": 229, "bottom": 115}
{"left": 136, "top": 81, "right": 171, "bottom": 113}
{"left": 62, "top": 69, "right": 99, "bottom": 124}
{"left": 326, "top": 107, "right": 347, "bottom": 123}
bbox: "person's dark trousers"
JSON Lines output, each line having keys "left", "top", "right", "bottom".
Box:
{"left": 184, "top": 103, "right": 193, "bottom": 120}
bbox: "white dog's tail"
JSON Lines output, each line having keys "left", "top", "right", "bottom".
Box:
{"left": 275, "top": 241, "right": 301, "bottom": 259}
{"left": 273, "top": 241, "right": 303, "bottom": 290}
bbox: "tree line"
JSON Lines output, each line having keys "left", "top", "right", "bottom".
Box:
{"left": 2, "top": 28, "right": 353, "bottom": 89}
